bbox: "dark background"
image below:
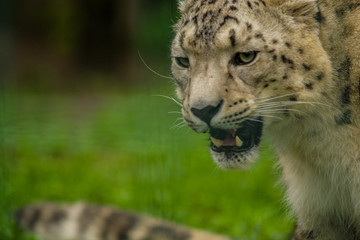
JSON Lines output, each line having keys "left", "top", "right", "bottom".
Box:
{"left": 1, "top": 0, "right": 178, "bottom": 91}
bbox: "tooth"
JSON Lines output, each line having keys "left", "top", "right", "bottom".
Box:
{"left": 236, "top": 136, "right": 243, "bottom": 147}
{"left": 210, "top": 137, "right": 224, "bottom": 147}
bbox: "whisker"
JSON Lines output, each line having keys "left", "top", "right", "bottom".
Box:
{"left": 258, "top": 97, "right": 335, "bottom": 110}
{"left": 246, "top": 118, "right": 264, "bottom": 124}
{"left": 138, "top": 51, "right": 173, "bottom": 80}
{"left": 170, "top": 121, "right": 187, "bottom": 130}
{"left": 258, "top": 110, "right": 287, "bottom": 114}
{"left": 258, "top": 101, "right": 333, "bottom": 110}
{"left": 173, "top": 117, "right": 184, "bottom": 124}
{"left": 152, "top": 94, "right": 183, "bottom": 107}
{"left": 168, "top": 111, "right": 182, "bottom": 114}
{"left": 258, "top": 114, "right": 284, "bottom": 121}
{"left": 211, "top": 166, "right": 221, "bottom": 176}
{"left": 257, "top": 92, "right": 299, "bottom": 103}
{"left": 258, "top": 106, "right": 304, "bottom": 112}
{"left": 257, "top": 102, "right": 298, "bottom": 109}
{"left": 257, "top": 104, "right": 295, "bottom": 111}
{"left": 257, "top": 104, "right": 285, "bottom": 109}
{"left": 290, "top": 101, "right": 334, "bottom": 109}
{"left": 258, "top": 101, "right": 301, "bottom": 107}
{"left": 259, "top": 108, "right": 306, "bottom": 114}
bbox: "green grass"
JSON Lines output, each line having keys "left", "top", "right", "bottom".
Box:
{"left": 0, "top": 85, "right": 294, "bottom": 240}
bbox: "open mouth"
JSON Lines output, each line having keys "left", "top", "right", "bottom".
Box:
{"left": 209, "top": 117, "right": 263, "bottom": 153}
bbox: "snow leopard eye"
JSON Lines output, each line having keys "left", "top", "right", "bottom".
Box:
{"left": 234, "top": 52, "right": 258, "bottom": 65}
{"left": 175, "top": 57, "right": 190, "bottom": 68}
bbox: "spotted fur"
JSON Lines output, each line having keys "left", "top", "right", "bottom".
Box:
{"left": 172, "top": 0, "right": 360, "bottom": 239}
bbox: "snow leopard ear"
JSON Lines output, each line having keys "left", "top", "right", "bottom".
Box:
{"left": 178, "top": 0, "right": 195, "bottom": 13}
{"left": 178, "top": 0, "right": 188, "bottom": 13}
{"left": 279, "top": 0, "right": 319, "bottom": 25}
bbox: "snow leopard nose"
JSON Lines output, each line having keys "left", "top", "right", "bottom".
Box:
{"left": 191, "top": 100, "right": 223, "bottom": 125}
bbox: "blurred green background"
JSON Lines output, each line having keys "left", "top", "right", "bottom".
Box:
{"left": 0, "top": 1, "right": 294, "bottom": 239}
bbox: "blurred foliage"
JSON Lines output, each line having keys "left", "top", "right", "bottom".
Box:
{"left": 0, "top": 85, "right": 294, "bottom": 240}
{"left": 11, "top": 0, "right": 179, "bottom": 88}
{"left": 136, "top": 0, "right": 179, "bottom": 54}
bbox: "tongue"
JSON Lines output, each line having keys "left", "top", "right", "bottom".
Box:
{"left": 223, "top": 129, "right": 237, "bottom": 146}
{"left": 210, "top": 129, "right": 244, "bottom": 148}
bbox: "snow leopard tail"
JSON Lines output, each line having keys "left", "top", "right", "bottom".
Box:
{"left": 15, "top": 202, "right": 237, "bottom": 240}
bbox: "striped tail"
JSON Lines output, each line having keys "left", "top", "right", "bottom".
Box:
{"left": 15, "top": 202, "right": 237, "bottom": 240}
